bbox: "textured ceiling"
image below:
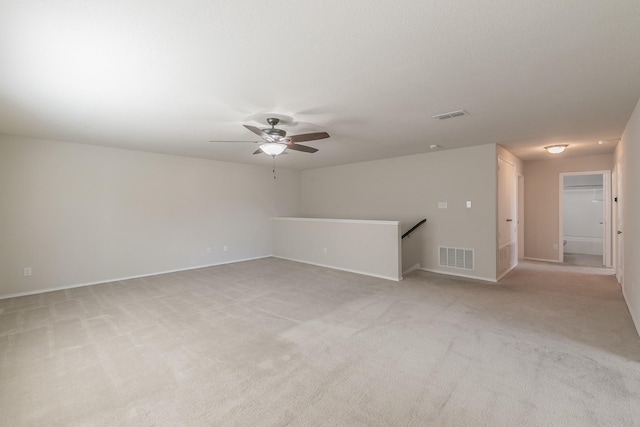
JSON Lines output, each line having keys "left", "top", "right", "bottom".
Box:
{"left": 1, "top": 1, "right": 639, "bottom": 170}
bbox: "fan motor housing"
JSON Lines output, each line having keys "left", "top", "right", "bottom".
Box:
{"left": 263, "top": 128, "right": 287, "bottom": 138}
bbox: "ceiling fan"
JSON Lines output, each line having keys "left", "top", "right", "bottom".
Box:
{"left": 213, "top": 117, "right": 330, "bottom": 156}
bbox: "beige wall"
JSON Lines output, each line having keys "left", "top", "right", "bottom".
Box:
{"left": 0, "top": 135, "right": 301, "bottom": 298}
{"left": 523, "top": 154, "right": 613, "bottom": 261}
{"left": 272, "top": 218, "right": 402, "bottom": 281}
{"left": 616, "top": 98, "right": 640, "bottom": 335}
{"left": 300, "top": 144, "right": 498, "bottom": 281}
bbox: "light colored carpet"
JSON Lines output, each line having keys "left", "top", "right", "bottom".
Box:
{"left": 0, "top": 258, "right": 638, "bottom": 426}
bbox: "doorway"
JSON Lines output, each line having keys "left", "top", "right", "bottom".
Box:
{"left": 559, "top": 171, "right": 611, "bottom": 267}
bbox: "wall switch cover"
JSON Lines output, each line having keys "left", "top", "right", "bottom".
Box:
{"left": 438, "top": 202, "right": 448, "bottom": 209}
{"left": 466, "top": 201, "right": 472, "bottom": 208}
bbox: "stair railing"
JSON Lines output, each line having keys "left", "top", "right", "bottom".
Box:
{"left": 402, "top": 218, "right": 427, "bottom": 239}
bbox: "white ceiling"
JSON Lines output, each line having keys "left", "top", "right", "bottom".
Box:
{"left": 1, "top": 1, "right": 639, "bottom": 170}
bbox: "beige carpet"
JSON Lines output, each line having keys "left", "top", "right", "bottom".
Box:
{"left": 0, "top": 258, "right": 638, "bottom": 426}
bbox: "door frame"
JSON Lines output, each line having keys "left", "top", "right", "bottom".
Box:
{"left": 613, "top": 164, "right": 623, "bottom": 284}
{"left": 558, "top": 170, "right": 612, "bottom": 266}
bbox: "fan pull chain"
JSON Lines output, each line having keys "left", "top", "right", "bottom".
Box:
{"left": 272, "top": 155, "right": 277, "bottom": 179}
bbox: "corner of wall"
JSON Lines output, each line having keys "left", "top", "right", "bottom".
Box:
{"left": 617, "top": 97, "right": 640, "bottom": 337}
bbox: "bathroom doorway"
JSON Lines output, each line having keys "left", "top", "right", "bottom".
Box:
{"left": 559, "top": 171, "right": 611, "bottom": 267}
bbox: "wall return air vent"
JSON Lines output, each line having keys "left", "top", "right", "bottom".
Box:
{"left": 432, "top": 110, "right": 468, "bottom": 120}
{"left": 439, "top": 246, "right": 474, "bottom": 270}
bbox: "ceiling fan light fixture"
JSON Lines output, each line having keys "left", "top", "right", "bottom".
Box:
{"left": 260, "top": 142, "right": 287, "bottom": 156}
{"left": 544, "top": 144, "right": 568, "bottom": 154}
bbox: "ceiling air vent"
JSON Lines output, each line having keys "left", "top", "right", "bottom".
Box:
{"left": 432, "top": 110, "right": 467, "bottom": 120}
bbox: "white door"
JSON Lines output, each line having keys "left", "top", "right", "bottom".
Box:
{"left": 498, "top": 158, "right": 517, "bottom": 274}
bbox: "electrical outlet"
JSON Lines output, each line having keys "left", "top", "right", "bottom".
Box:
{"left": 23, "top": 267, "right": 32, "bottom": 277}
{"left": 552, "top": 243, "right": 558, "bottom": 250}
{"left": 466, "top": 201, "right": 472, "bottom": 208}
{"left": 206, "top": 247, "right": 211, "bottom": 253}
{"left": 223, "top": 245, "right": 228, "bottom": 252}
{"left": 323, "top": 247, "right": 327, "bottom": 254}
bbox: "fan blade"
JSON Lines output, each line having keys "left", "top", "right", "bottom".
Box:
{"left": 286, "top": 144, "right": 318, "bottom": 153}
{"left": 253, "top": 148, "right": 263, "bottom": 155}
{"left": 243, "top": 125, "right": 274, "bottom": 142}
{"left": 287, "top": 132, "right": 330, "bottom": 143}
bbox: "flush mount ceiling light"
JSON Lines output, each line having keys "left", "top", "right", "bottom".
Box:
{"left": 259, "top": 142, "right": 287, "bottom": 156}
{"left": 544, "top": 144, "right": 568, "bottom": 154}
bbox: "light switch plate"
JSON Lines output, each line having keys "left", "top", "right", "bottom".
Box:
{"left": 438, "top": 202, "right": 447, "bottom": 209}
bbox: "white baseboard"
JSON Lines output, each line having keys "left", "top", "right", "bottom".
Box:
{"left": 523, "top": 257, "right": 561, "bottom": 263}
{"left": 622, "top": 287, "right": 640, "bottom": 339}
{"left": 272, "top": 256, "right": 402, "bottom": 282}
{"left": 496, "top": 263, "right": 518, "bottom": 281}
{"left": 419, "top": 268, "right": 496, "bottom": 283}
{"left": 0, "top": 256, "right": 270, "bottom": 300}
{"left": 403, "top": 263, "right": 421, "bottom": 275}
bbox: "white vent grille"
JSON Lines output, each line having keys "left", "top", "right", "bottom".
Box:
{"left": 432, "top": 110, "right": 468, "bottom": 120}
{"left": 439, "top": 247, "right": 474, "bottom": 270}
